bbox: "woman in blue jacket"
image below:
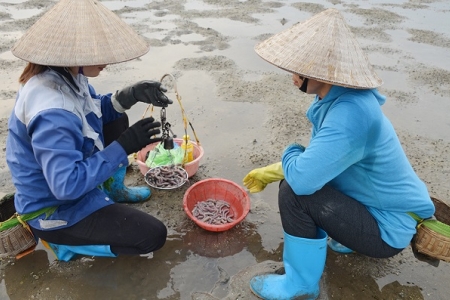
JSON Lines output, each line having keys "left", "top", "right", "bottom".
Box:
{"left": 6, "top": 0, "right": 172, "bottom": 261}
{"left": 243, "top": 8, "right": 435, "bottom": 300}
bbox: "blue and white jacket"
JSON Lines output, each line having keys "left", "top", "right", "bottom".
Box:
{"left": 282, "top": 85, "right": 435, "bottom": 248}
{"left": 6, "top": 69, "right": 129, "bottom": 230}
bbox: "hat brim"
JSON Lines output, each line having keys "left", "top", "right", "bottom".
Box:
{"left": 11, "top": 0, "right": 149, "bottom": 66}
{"left": 254, "top": 8, "right": 383, "bottom": 89}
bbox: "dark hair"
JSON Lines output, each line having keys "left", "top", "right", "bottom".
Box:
{"left": 19, "top": 63, "right": 80, "bottom": 91}
{"left": 19, "top": 63, "right": 47, "bottom": 84}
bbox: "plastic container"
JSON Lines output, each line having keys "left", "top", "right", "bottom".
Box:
{"left": 136, "top": 138, "right": 204, "bottom": 178}
{"left": 180, "top": 135, "right": 194, "bottom": 163}
{"left": 183, "top": 178, "right": 250, "bottom": 232}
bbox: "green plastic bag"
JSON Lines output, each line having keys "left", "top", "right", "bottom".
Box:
{"left": 145, "top": 142, "right": 183, "bottom": 168}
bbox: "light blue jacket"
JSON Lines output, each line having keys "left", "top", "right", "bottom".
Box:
{"left": 6, "top": 69, "right": 128, "bottom": 230}
{"left": 282, "top": 85, "right": 434, "bottom": 248}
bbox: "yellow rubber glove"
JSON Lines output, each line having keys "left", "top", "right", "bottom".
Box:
{"left": 243, "top": 162, "right": 284, "bottom": 193}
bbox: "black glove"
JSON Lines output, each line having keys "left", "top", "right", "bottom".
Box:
{"left": 114, "top": 80, "right": 173, "bottom": 110}
{"left": 116, "top": 117, "right": 162, "bottom": 155}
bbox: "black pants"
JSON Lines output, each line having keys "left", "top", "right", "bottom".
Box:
{"left": 31, "top": 113, "right": 167, "bottom": 255}
{"left": 278, "top": 180, "right": 403, "bottom": 258}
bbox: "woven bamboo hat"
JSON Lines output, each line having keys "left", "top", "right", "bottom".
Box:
{"left": 255, "top": 8, "right": 382, "bottom": 89}
{"left": 11, "top": 0, "right": 149, "bottom": 66}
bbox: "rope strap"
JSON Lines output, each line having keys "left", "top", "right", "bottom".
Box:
{"left": 408, "top": 212, "right": 450, "bottom": 238}
{"left": 0, "top": 206, "right": 57, "bottom": 231}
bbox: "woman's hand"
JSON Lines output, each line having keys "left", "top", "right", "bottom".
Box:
{"left": 116, "top": 117, "right": 162, "bottom": 155}
{"left": 243, "top": 162, "right": 284, "bottom": 193}
{"left": 113, "top": 80, "right": 173, "bottom": 111}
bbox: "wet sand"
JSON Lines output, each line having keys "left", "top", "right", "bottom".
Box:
{"left": 0, "top": 0, "right": 449, "bottom": 299}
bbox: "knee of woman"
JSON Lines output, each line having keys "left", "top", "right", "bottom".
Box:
{"left": 143, "top": 223, "right": 167, "bottom": 253}
{"left": 278, "top": 181, "right": 298, "bottom": 209}
{"left": 156, "top": 223, "right": 168, "bottom": 249}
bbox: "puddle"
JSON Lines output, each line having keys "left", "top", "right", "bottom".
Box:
{"left": 0, "top": 0, "right": 449, "bottom": 299}
{"left": 184, "top": 0, "right": 220, "bottom": 11}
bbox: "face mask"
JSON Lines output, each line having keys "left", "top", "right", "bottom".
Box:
{"left": 299, "top": 77, "right": 309, "bottom": 93}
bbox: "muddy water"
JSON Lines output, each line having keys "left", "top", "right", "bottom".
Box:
{"left": 0, "top": 0, "right": 450, "bottom": 299}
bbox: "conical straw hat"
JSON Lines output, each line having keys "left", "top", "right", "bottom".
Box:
{"left": 11, "top": 0, "right": 149, "bottom": 66}
{"left": 255, "top": 8, "right": 382, "bottom": 89}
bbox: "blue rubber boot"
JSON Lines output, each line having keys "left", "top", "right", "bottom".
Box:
{"left": 250, "top": 228, "right": 327, "bottom": 300}
{"left": 42, "top": 241, "right": 117, "bottom": 262}
{"left": 327, "top": 238, "right": 354, "bottom": 254}
{"left": 103, "top": 166, "right": 151, "bottom": 203}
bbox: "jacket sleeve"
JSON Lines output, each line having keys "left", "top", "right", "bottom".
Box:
{"left": 28, "top": 109, "right": 128, "bottom": 200}
{"left": 282, "top": 100, "right": 369, "bottom": 195}
{"left": 88, "top": 84, "right": 123, "bottom": 125}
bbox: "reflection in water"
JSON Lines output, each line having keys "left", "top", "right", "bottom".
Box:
{"left": 2, "top": 222, "right": 282, "bottom": 299}
{"left": 4, "top": 250, "right": 50, "bottom": 300}
{"left": 324, "top": 251, "right": 424, "bottom": 299}
{"left": 182, "top": 224, "right": 249, "bottom": 258}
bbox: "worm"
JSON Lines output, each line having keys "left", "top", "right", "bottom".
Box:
{"left": 145, "top": 165, "right": 187, "bottom": 188}
{"left": 192, "top": 199, "right": 235, "bottom": 225}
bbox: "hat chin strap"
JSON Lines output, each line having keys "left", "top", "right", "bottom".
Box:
{"left": 78, "top": 67, "right": 84, "bottom": 75}
{"left": 299, "top": 78, "right": 309, "bottom": 93}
